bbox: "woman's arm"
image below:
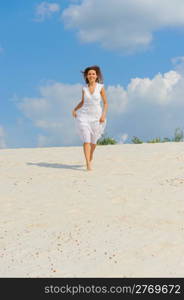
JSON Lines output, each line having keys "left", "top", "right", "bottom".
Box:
{"left": 100, "top": 87, "right": 108, "bottom": 117}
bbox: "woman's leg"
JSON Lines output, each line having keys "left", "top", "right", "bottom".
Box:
{"left": 90, "top": 143, "right": 97, "bottom": 161}
{"left": 90, "top": 134, "right": 98, "bottom": 162}
{"left": 81, "top": 124, "right": 92, "bottom": 170}
{"left": 83, "top": 142, "right": 92, "bottom": 170}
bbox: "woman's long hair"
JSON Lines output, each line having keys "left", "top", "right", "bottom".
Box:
{"left": 81, "top": 65, "right": 103, "bottom": 84}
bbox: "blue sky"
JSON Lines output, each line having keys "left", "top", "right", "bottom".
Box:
{"left": 1, "top": 0, "right": 184, "bottom": 148}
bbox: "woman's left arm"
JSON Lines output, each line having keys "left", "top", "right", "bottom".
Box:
{"left": 100, "top": 87, "right": 108, "bottom": 122}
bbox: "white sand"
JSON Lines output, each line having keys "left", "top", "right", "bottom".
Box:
{"left": 0, "top": 142, "right": 184, "bottom": 277}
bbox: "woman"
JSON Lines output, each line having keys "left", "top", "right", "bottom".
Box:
{"left": 72, "top": 65, "right": 108, "bottom": 171}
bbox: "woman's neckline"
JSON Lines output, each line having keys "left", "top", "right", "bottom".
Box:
{"left": 87, "top": 82, "right": 98, "bottom": 95}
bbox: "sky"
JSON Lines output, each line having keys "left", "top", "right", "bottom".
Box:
{"left": 1, "top": 0, "right": 184, "bottom": 148}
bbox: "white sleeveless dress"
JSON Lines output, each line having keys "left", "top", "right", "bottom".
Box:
{"left": 75, "top": 82, "right": 107, "bottom": 144}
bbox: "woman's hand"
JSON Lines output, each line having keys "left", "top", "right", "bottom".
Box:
{"left": 72, "top": 110, "right": 77, "bottom": 118}
{"left": 99, "top": 114, "right": 106, "bottom": 123}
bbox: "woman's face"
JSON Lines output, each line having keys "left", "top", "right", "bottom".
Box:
{"left": 87, "top": 69, "right": 98, "bottom": 84}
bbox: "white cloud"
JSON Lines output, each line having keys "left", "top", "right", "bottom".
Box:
{"left": 62, "top": 0, "right": 184, "bottom": 53}
{"left": 127, "top": 70, "right": 181, "bottom": 106}
{"left": 106, "top": 85, "right": 128, "bottom": 115}
{"left": 34, "top": 2, "right": 60, "bottom": 22}
{"left": 104, "top": 69, "right": 182, "bottom": 117}
{"left": 171, "top": 56, "right": 184, "bottom": 75}
{"left": 35, "top": 120, "right": 63, "bottom": 129}
{"left": 17, "top": 82, "right": 83, "bottom": 146}
{"left": 0, "top": 126, "right": 7, "bottom": 148}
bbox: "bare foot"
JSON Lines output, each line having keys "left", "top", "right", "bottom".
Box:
{"left": 86, "top": 161, "right": 92, "bottom": 171}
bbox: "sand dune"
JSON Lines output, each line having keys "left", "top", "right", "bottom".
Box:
{"left": 0, "top": 142, "right": 184, "bottom": 277}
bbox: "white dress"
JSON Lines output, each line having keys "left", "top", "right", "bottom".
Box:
{"left": 75, "top": 82, "right": 107, "bottom": 144}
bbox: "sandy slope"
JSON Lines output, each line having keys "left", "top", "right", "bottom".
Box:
{"left": 0, "top": 142, "right": 184, "bottom": 277}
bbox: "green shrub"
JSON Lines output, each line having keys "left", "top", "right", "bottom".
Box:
{"left": 172, "top": 127, "right": 184, "bottom": 142}
{"left": 162, "top": 137, "right": 171, "bottom": 142}
{"left": 97, "top": 134, "right": 117, "bottom": 145}
{"left": 131, "top": 127, "right": 184, "bottom": 144}
{"left": 147, "top": 137, "right": 161, "bottom": 143}
{"left": 131, "top": 136, "right": 143, "bottom": 144}
{"left": 98, "top": 127, "right": 184, "bottom": 146}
